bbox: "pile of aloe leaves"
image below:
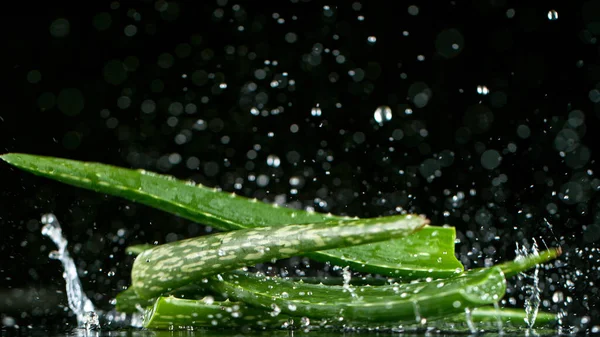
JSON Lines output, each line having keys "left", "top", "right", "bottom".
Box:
{"left": 1, "top": 153, "right": 563, "bottom": 333}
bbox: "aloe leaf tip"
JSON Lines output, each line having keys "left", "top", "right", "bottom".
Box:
{"left": 1, "top": 153, "right": 26, "bottom": 164}
{"left": 499, "top": 247, "right": 563, "bottom": 278}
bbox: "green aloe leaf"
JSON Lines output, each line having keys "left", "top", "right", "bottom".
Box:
{"left": 126, "top": 244, "right": 155, "bottom": 255}
{"left": 116, "top": 283, "right": 217, "bottom": 314}
{"left": 116, "top": 282, "right": 219, "bottom": 314}
{"left": 142, "top": 296, "right": 293, "bottom": 330}
{"left": 118, "top": 246, "right": 561, "bottom": 316}
{"left": 208, "top": 267, "right": 507, "bottom": 323}
{"left": 142, "top": 297, "right": 557, "bottom": 330}
{"left": 0, "top": 153, "right": 463, "bottom": 278}
{"left": 496, "top": 247, "right": 562, "bottom": 278}
{"left": 430, "top": 306, "right": 557, "bottom": 327}
{"left": 132, "top": 215, "right": 426, "bottom": 299}
{"left": 114, "top": 287, "right": 154, "bottom": 313}
{"left": 309, "top": 225, "right": 460, "bottom": 279}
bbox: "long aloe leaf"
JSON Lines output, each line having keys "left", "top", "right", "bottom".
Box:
{"left": 133, "top": 215, "right": 426, "bottom": 299}
{"left": 430, "top": 306, "right": 557, "bottom": 327}
{"left": 310, "top": 225, "right": 461, "bottom": 279}
{"left": 125, "top": 245, "right": 393, "bottom": 286}
{"left": 496, "top": 247, "right": 562, "bottom": 278}
{"left": 208, "top": 267, "right": 506, "bottom": 323}
{"left": 115, "top": 287, "right": 154, "bottom": 313}
{"left": 126, "top": 244, "right": 155, "bottom": 255}
{"left": 142, "top": 297, "right": 557, "bottom": 330}
{"left": 143, "top": 297, "right": 293, "bottom": 329}
{"left": 116, "top": 282, "right": 215, "bottom": 314}
{"left": 0, "top": 153, "right": 463, "bottom": 279}
{"left": 119, "top": 246, "right": 561, "bottom": 316}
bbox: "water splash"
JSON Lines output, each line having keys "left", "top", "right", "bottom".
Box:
{"left": 41, "top": 213, "right": 142, "bottom": 330}
{"left": 411, "top": 301, "right": 422, "bottom": 324}
{"left": 521, "top": 239, "right": 541, "bottom": 329}
{"left": 41, "top": 213, "right": 99, "bottom": 329}
{"left": 557, "top": 307, "right": 574, "bottom": 335}
{"left": 341, "top": 266, "right": 358, "bottom": 299}
{"left": 464, "top": 307, "right": 476, "bottom": 334}
{"left": 493, "top": 302, "right": 504, "bottom": 334}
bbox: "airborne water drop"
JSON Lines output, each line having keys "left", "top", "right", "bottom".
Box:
{"left": 374, "top": 106, "right": 392, "bottom": 124}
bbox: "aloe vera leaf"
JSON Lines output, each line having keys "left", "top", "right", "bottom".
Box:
{"left": 143, "top": 297, "right": 293, "bottom": 330}
{"left": 308, "top": 225, "right": 461, "bottom": 279}
{"left": 116, "top": 283, "right": 216, "bottom": 314}
{"left": 496, "top": 247, "right": 562, "bottom": 278}
{"left": 207, "top": 267, "right": 506, "bottom": 323}
{"left": 288, "top": 276, "right": 391, "bottom": 286}
{"left": 142, "top": 298, "right": 557, "bottom": 330}
{"left": 115, "top": 287, "right": 154, "bottom": 313}
{"left": 127, "top": 244, "right": 393, "bottom": 286}
{"left": 125, "top": 244, "right": 399, "bottom": 287}
{"left": 133, "top": 215, "right": 427, "bottom": 299}
{"left": 126, "top": 244, "right": 155, "bottom": 256}
{"left": 431, "top": 306, "right": 557, "bottom": 327}
{"left": 0, "top": 153, "right": 463, "bottom": 278}
{"left": 129, "top": 229, "right": 461, "bottom": 281}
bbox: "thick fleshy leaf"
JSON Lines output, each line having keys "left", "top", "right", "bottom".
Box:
{"left": 142, "top": 297, "right": 292, "bottom": 330}
{"left": 496, "top": 247, "right": 562, "bottom": 278}
{"left": 430, "top": 306, "right": 557, "bottom": 327}
{"left": 208, "top": 267, "right": 506, "bottom": 323}
{"left": 126, "top": 244, "right": 154, "bottom": 256}
{"left": 142, "top": 297, "right": 557, "bottom": 331}
{"left": 0, "top": 153, "right": 463, "bottom": 278}
{"left": 132, "top": 215, "right": 426, "bottom": 299}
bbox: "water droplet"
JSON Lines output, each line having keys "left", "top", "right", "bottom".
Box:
{"left": 41, "top": 213, "right": 57, "bottom": 224}
{"left": 219, "top": 83, "right": 227, "bottom": 89}
{"left": 1, "top": 316, "right": 15, "bottom": 327}
{"left": 289, "top": 176, "right": 303, "bottom": 187}
{"left": 548, "top": 10, "right": 558, "bottom": 20}
{"left": 374, "top": 105, "right": 392, "bottom": 124}
{"left": 367, "top": 36, "right": 377, "bottom": 44}
{"left": 270, "top": 303, "right": 282, "bottom": 317}
{"left": 552, "top": 291, "right": 564, "bottom": 303}
{"left": 267, "top": 154, "right": 281, "bottom": 167}
{"left": 311, "top": 104, "right": 322, "bottom": 116}
{"left": 250, "top": 107, "right": 259, "bottom": 116}
{"left": 48, "top": 250, "right": 61, "bottom": 260}
{"left": 476, "top": 85, "right": 489, "bottom": 95}
{"left": 203, "top": 296, "right": 214, "bottom": 305}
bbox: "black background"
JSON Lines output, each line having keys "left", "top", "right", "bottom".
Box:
{"left": 1, "top": 0, "right": 599, "bottom": 333}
